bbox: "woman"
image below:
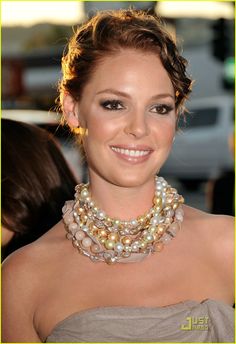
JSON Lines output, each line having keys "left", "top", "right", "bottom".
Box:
{"left": 1, "top": 119, "right": 77, "bottom": 260}
{"left": 2, "top": 10, "right": 234, "bottom": 343}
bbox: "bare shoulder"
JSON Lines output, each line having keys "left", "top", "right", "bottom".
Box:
{"left": 183, "top": 205, "right": 234, "bottom": 302}
{"left": 183, "top": 204, "right": 234, "bottom": 245}
{"left": 2, "top": 220, "right": 67, "bottom": 282}
{"left": 2, "top": 221, "right": 68, "bottom": 342}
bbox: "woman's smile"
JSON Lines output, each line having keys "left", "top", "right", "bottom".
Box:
{"left": 110, "top": 145, "right": 154, "bottom": 164}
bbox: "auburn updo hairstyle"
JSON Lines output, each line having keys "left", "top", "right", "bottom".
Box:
{"left": 59, "top": 9, "right": 193, "bottom": 115}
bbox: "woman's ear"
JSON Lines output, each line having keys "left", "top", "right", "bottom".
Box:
{"left": 62, "top": 93, "right": 80, "bottom": 128}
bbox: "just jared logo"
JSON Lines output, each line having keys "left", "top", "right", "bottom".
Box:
{"left": 180, "top": 316, "right": 209, "bottom": 331}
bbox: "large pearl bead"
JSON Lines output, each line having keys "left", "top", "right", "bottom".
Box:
{"left": 114, "top": 242, "right": 124, "bottom": 253}
{"left": 98, "top": 229, "right": 107, "bottom": 238}
{"left": 122, "top": 236, "right": 132, "bottom": 245}
{"left": 63, "top": 215, "right": 74, "bottom": 225}
{"left": 81, "top": 188, "right": 89, "bottom": 198}
{"left": 108, "top": 233, "right": 119, "bottom": 241}
{"left": 105, "top": 240, "right": 115, "bottom": 250}
{"left": 157, "top": 224, "right": 166, "bottom": 234}
{"left": 140, "top": 241, "right": 147, "bottom": 250}
{"left": 131, "top": 243, "right": 139, "bottom": 252}
{"left": 68, "top": 223, "right": 78, "bottom": 232}
{"left": 168, "top": 222, "right": 180, "bottom": 236}
{"left": 82, "top": 237, "right": 92, "bottom": 247}
{"left": 75, "top": 230, "right": 85, "bottom": 240}
{"left": 161, "top": 233, "right": 172, "bottom": 245}
{"left": 97, "top": 210, "right": 106, "bottom": 220}
{"left": 144, "top": 233, "right": 154, "bottom": 242}
{"left": 154, "top": 197, "right": 162, "bottom": 207}
{"left": 91, "top": 244, "right": 101, "bottom": 253}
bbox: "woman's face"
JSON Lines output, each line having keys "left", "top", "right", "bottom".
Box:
{"left": 76, "top": 49, "right": 176, "bottom": 187}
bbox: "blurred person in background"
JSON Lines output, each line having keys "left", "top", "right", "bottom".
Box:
{"left": 1, "top": 119, "right": 77, "bottom": 260}
{"left": 2, "top": 10, "right": 234, "bottom": 343}
{"left": 206, "top": 131, "right": 235, "bottom": 216}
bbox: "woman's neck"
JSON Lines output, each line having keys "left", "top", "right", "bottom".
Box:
{"left": 87, "top": 173, "right": 156, "bottom": 221}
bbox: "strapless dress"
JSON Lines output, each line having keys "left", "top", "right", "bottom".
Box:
{"left": 45, "top": 299, "right": 234, "bottom": 343}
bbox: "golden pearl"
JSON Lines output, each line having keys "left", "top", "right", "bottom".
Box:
{"left": 149, "top": 226, "right": 157, "bottom": 234}
{"left": 172, "top": 202, "right": 179, "bottom": 210}
{"left": 98, "top": 229, "right": 107, "bottom": 238}
{"left": 81, "top": 214, "right": 88, "bottom": 223}
{"left": 154, "top": 242, "right": 164, "bottom": 252}
{"left": 122, "top": 236, "right": 132, "bottom": 245}
{"left": 166, "top": 196, "right": 173, "bottom": 204}
{"left": 154, "top": 197, "right": 162, "bottom": 207}
{"left": 157, "top": 224, "right": 166, "bottom": 234}
{"left": 108, "top": 233, "right": 119, "bottom": 241}
{"left": 105, "top": 239, "right": 115, "bottom": 250}
{"left": 140, "top": 241, "right": 147, "bottom": 250}
{"left": 154, "top": 205, "right": 162, "bottom": 213}
{"left": 137, "top": 216, "right": 145, "bottom": 223}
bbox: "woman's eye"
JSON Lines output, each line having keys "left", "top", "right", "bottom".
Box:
{"left": 100, "top": 100, "right": 124, "bottom": 111}
{"left": 150, "top": 104, "right": 174, "bottom": 115}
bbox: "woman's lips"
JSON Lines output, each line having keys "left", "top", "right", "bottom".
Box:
{"left": 110, "top": 145, "right": 153, "bottom": 163}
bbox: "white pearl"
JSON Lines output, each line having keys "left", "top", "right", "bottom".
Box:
{"left": 131, "top": 243, "right": 139, "bottom": 252}
{"left": 97, "top": 211, "right": 106, "bottom": 220}
{"left": 81, "top": 225, "right": 89, "bottom": 232}
{"left": 156, "top": 184, "right": 163, "bottom": 191}
{"left": 114, "top": 242, "right": 124, "bottom": 253}
{"left": 151, "top": 217, "right": 159, "bottom": 225}
{"left": 82, "top": 237, "right": 92, "bottom": 247}
{"left": 131, "top": 219, "right": 138, "bottom": 227}
{"left": 75, "top": 230, "right": 85, "bottom": 240}
{"left": 145, "top": 234, "right": 154, "bottom": 242}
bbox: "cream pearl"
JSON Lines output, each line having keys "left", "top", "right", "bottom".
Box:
{"left": 91, "top": 244, "right": 101, "bottom": 253}
{"left": 82, "top": 237, "right": 92, "bottom": 247}
{"left": 75, "top": 230, "right": 85, "bottom": 241}
{"left": 81, "top": 188, "right": 89, "bottom": 198}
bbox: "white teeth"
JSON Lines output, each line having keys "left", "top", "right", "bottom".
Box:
{"left": 111, "top": 147, "right": 150, "bottom": 157}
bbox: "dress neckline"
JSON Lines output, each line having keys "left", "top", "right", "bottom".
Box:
{"left": 45, "top": 298, "right": 233, "bottom": 341}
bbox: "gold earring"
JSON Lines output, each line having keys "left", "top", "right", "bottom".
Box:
{"left": 73, "top": 127, "right": 88, "bottom": 136}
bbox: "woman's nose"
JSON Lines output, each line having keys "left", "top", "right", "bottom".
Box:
{"left": 124, "top": 111, "right": 150, "bottom": 139}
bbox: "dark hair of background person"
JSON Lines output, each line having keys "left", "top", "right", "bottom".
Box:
{"left": 58, "top": 9, "right": 193, "bottom": 119}
{"left": 1, "top": 119, "right": 77, "bottom": 260}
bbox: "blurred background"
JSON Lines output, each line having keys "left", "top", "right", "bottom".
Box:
{"left": 2, "top": 1, "right": 235, "bottom": 213}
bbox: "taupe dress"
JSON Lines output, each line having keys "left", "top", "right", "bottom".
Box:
{"left": 46, "top": 299, "right": 234, "bottom": 343}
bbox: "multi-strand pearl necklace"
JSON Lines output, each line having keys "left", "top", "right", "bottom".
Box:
{"left": 62, "top": 176, "right": 184, "bottom": 265}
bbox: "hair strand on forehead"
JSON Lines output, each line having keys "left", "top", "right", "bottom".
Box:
{"left": 58, "top": 9, "right": 193, "bottom": 125}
